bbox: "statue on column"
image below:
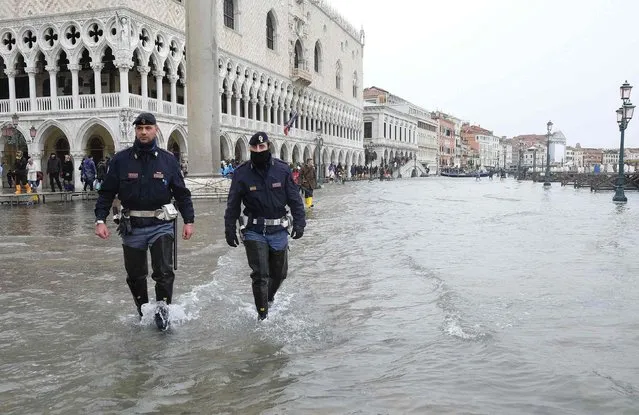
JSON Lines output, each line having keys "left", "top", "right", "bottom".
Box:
{"left": 119, "top": 108, "right": 135, "bottom": 147}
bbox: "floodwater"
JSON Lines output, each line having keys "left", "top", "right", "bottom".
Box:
{"left": 1, "top": 177, "right": 638, "bottom": 414}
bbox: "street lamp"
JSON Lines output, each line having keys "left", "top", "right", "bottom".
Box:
{"left": 613, "top": 80, "right": 635, "bottom": 202}
{"left": 29, "top": 126, "right": 37, "bottom": 142}
{"left": 543, "top": 120, "right": 553, "bottom": 187}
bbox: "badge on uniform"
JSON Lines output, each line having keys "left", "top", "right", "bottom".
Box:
{"left": 128, "top": 172, "right": 139, "bottom": 179}
{"left": 153, "top": 172, "right": 164, "bottom": 179}
{"left": 249, "top": 185, "right": 257, "bottom": 191}
{"left": 272, "top": 182, "right": 282, "bottom": 188}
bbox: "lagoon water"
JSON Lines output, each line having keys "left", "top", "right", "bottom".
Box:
{"left": 1, "top": 177, "right": 638, "bottom": 414}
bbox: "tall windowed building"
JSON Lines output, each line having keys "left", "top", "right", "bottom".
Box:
{"left": 0, "top": 0, "right": 365, "bottom": 188}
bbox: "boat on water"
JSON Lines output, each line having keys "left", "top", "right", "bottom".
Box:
{"left": 440, "top": 170, "right": 490, "bottom": 178}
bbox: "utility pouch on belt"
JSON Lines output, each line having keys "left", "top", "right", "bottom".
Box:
{"left": 238, "top": 216, "right": 247, "bottom": 242}
{"left": 156, "top": 204, "right": 179, "bottom": 221}
{"left": 117, "top": 209, "right": 132, "bottom": 236}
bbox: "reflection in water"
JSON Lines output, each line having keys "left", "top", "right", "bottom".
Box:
{"left": 1, "top": 179, "right": 639, "bottom": 414}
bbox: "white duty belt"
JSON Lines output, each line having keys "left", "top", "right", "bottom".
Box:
{"left": 129, "top": 210, "right": 157, "bottom": 218}
{"left": 252, "top": 218, "right": 284, "bottom": 226}
{"left": 129, "top": 204, "right": 179, "bottom": 221}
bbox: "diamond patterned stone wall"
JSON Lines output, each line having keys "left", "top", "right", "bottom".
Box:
{"left": 0, "top": 0, "right": 185, "bottom": 29}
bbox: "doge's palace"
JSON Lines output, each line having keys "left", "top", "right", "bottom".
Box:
{"left": 0, "top": 0, "right": 365, "bottom": 188}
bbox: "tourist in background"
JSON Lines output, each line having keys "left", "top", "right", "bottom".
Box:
{"left": 46, "top": 153, "right": 63, "bottom": 192}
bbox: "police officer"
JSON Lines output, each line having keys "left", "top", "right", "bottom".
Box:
{"left": 94, "top": 112, "right": 194, "bottom": 330}
{"left": 224, "top": 131, "right": 306, "bottom": 320}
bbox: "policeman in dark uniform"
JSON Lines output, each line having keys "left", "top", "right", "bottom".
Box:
{"left": 224, "top": 131, "right": 306, "bottom": 320}
{"left": 94, "top": 112, "right": 194, "bottom": 330}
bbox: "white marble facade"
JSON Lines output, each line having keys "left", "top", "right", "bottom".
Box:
{"left": 0, "top": 0, "right": 366, "bottom": 188}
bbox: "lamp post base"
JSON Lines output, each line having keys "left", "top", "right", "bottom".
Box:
{"left": 543, "top": 182, "right": 551, "bottom": 187}
{"left": 613, "top": 186, "right": 627, "bottom": 202}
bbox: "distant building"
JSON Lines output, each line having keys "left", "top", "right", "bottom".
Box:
{"left": 363, "top": 86, "right": 437, "bottom": 170}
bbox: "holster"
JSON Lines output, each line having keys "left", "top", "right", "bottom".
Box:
{"left": 117, "top": 209, "right": 132, "bottom": 236}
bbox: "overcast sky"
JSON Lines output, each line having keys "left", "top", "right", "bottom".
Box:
{"left": 331, "top": 0, "right": 639, "bottom": 148}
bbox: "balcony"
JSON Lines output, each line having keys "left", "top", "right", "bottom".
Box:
{"left": 291, "top": 67, "right": 312, "bottom": 87}
{"left": 0, "top": 94, "right": 186, "bottom": 118}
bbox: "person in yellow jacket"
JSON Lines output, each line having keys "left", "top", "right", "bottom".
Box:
{"left": 300, "top": 158, "right": 317, "bottom": 208}
{"left": 13, "top": 151, "right": 31, "bottom": 194}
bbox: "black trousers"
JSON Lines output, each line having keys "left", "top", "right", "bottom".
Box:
{"left": 122, "top": 235, "right": 175, "bottom": 315}
{"left": 243, "top": 240, "right": 288, "bottom": 317}
{"left": 49, "top": 173, "right": 62, "bottom": 191}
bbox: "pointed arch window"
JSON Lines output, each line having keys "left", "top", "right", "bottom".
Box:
{"left": 266, "top": 12, "right": 275, "bottom": 50}
{"left": 314, "top": 41, "right": 321, "bottom": 73}
{"left": 294, "top": 40, "right": 303, "bottom": 69}
{"left": 224, "top": 0, "right": 235, "bottom": 29}
{"left": 335, "top": 61, "right": 342, "bottom": 91}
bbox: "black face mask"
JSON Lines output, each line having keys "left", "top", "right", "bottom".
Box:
{"left": 250, "top": 150, "right": 271, "bottom": 168}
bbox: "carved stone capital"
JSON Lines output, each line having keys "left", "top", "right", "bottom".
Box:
{"left": 45, "top": 65, "right": 59, "bottom": 74}
{"left": 153, "top": 70, "right": 165, "bottom": 79}
{"left": 24, "top": 67, "right": 38, "bottom": 75}
{"left": 68, "top": 64, "right": 80, "bottom": 72}
{"left": 168, "top": 74, "right": 179, "bottom": 83}
{"left": 4, "top": 69, "right": 17, "bottom": 77}
{"left": 91, "top": 63, "right": 104, "bottom": 72}
{"left": 115, "top": 61, "right": 133, "bottom": 70}
{"left": 137, "top": 65, "right": 150, "bottom": 75}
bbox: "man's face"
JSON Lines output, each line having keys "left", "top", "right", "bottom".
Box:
{"left": 249, "top": 143, "right": 269, "bottom": 153}
{"left": 135, "top": 124, "right": 157, "bottom": 143}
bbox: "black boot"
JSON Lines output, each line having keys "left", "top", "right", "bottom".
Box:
{"left": 268, "top": 248, "right": 288, "bottom": 303}
{"left": 150, "top": 235, "right": 174, "bottom": 330}
{"left": 150, "top": 235, "right": 175, "bottom": 304}
{"left": 244, "top": 240, "right": 270, "bottom": 320}
{"left": 123, "top": 245, "right": 149, "bottom": 316}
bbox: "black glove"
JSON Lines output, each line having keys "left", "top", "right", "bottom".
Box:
{"left": 291, "top": 227, "right": 304, "bottom": 239}
{"left": 225, "top": 230, "right": 239, "bottom": 247}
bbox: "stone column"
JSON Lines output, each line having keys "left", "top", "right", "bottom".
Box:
{"left": 169, "top": 74, "right": 179, "bottom": 114}
{"left": 68, "top": 63, "right": 80, "bottom": 109}
{"left": 25, "top": 67, "right": 37, "bottom": 111}
{"left": 181, "top": 77, "right": 187, "bottom": 109}
{"left": 225, "top": 88, "right": 232, "bottom": 116}
{"left": 5, "top": 69, "right": 17, "bottom": 113}
{"left": 117, "top": 63, "right": 132, "bottom": 108}
{"left": 153, "top": 70, "right": 164, "bottom": 109}
{"left": 91, "top": 63, "right": 104, "bottom": 108}
{"left": 186, "top": 0, "right": 220, "bottom": 175}
{"left": 266, "top": 104, "right": 272, "bottom": 124}
{"left": 243, "top": 96, "right": 249, "bottom": 119}
{"left": 45, "top": 65, "right": 59, "bottom": 111}
{"left": 71, "top": 152, "right": 85, "bottom": 191}
{"left": 251, "top": 99, "right": 257, "bottom": 121}
{"left": 234, "top": 92, "right": 241, "bottom": 117}
{"left": 138, "top": 65, "right": 150, "bottom": 109}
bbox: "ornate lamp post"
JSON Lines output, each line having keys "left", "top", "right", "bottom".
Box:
{"left": 543, "top": 120, "right": 553, "bottom": 187}
{"left": 613, "top": 81, "right": 635, "bottom": 202}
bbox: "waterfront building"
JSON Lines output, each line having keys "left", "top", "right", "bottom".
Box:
{"left": 0, "top": 0, "right": 365, "bottom": 189}
{"left": 363, "top": 86, "right": 437, "bottom": 172}
{"left": 431, "top": 111, "right": 463, "bottom": 168}
{"left": 565, "top": 146, "right": 575, "bottom": 170}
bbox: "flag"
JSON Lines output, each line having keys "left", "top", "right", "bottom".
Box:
{"left": 283, "top": 111, "right": 298, "bottom": 136}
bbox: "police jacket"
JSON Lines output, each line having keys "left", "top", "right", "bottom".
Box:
{"left": 224, "top": 156, "right": 306, "bottom": 234}
{"left": 94, "top": 138, "right": 194, "bottom": 227}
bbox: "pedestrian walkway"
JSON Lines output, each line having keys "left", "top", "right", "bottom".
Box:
{"left": 0, "top": 190, "right": 98, "bottom": 206}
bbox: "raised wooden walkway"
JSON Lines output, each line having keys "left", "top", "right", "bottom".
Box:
{"left": 0, "top": 190, "right": 98, "bottom": 206}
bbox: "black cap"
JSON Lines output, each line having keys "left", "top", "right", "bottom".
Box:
{"left": 132, "top": 112, "right": 156, "bottom": 126}
{"left": 249, "top": 132, "right": 269, "bottom": 146}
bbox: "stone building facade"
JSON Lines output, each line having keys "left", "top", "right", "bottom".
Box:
{"left": 362, "top": 86, "right": 437, "bottom": 170}
{"left": 0, "top": 0, "right": 365, "bottom": 189}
